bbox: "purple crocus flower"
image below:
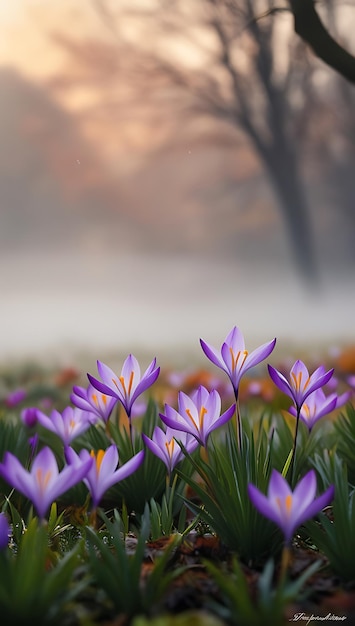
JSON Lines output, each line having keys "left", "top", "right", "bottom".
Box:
{"left": 288, "top": 388, "right": 351, "bottom": 431}
{"left": 200, "top": 326, "right": 276, "bottom": 398}
{"left": 159, "top": 385, "right": 235, "bottom": 447}
{"left": 5, "top": 388, "right": 27, "bottom": 408}
{"left": 66, "top": 445, "right": 145, "bottom": 509}
{"left": 142, "top": 426, "right": 199, "bottom": 474}
{"left": 0, "top": 513, "right": 10, "bottom": 550}
{"left": 71, "top": 383, "right": 118, "bottom": 424}
{"left": 36, "top": 406, "right": 97, "bottom": 447}
{"left": 248, "top": 469, "right": 334, "bottom": 545}
{"left": 0, "top": 446, "right": 93, "bottom": 520}
{"left": 21, "top": 407, "right": 39, "bottom": 428}
{"left": 87, "top": 354, "right": 160, "bottom": 418}
{"left": 268, "top": 360, "right": 334, "bottom": 412}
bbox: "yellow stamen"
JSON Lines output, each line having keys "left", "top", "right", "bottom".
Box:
{"left": 36, "top": 468, "right": 52, "bottom": 493}
{"left": 90, "top": 449, "right": 105, "bottom": 475}
{"left": 229, "top": 348, "right": 248, "bottom": 372}
{"left": 303, "top": 403, "right": 310, "bottom": 418}
{"left": 285, "top": 494, "right": 292, "bottom": 515}
{"left": 69, "top": 419, "right": 76, "bottom": 431}
{"left": 185, "top": 408, "right": 199, "bottom": 430}
{"left": 276, "top": 495, "right": 292, "bottom": 516}
{"left": 101, "top": 394, "right": 107, "bottom": 406}
{"left": 118, "top": 372, "right": 134, "bottom": 396}
{"left": 199, "top": 406, "right": 207, "bottom": 429}
{"left": 127, "top": 371, "right": 134, "bottom": 394}
{"left": 118, "top": 376, "right": 126, "bottom": 394}
{"left": 112, "top": 378, "right": 120, "bottom": 391}
{"left": 303, "top": 376, "right": 311, "bottom": 390}
{"left": 92, "top": 393, "right": 99, "bottom": 407}
{"left": 291, "top": 371, "right": 303, "bottom": 391}
{"left": 165, "top": 439, "right": 175, "bottom": 459}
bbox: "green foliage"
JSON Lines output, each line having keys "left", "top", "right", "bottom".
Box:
{"left": 334, "top": 404, "right": 355, "bottom": 485}
{"left": 204, "top": 556, "right": 321, "bottom": 626}
{"left": 179, "top": 417, "right": 284, "bottom": 565}
{"left": 0, "top": 517, "right": 87, "bottom": 626}
{"left": 306, "top": 452, "right": 355, "bottom": 582}
{"left": 85, "top": 506, "right": 184, "bottom": 619}
{"left": 148, "top": 475, "right": 191, "bottom": 540}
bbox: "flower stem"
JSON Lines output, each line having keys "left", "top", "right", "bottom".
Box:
{"left": 289, "top": 407, "right": 301, "bottom": 485}
{"left": 234, "top": 392, "right": 242, "bottom": 450}
{"left": 279, "top": 544, "right": 292, "bottom": 585}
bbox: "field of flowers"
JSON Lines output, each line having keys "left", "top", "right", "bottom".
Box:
{"left": 0, "top": 326, "right": 355, "bottom": 626}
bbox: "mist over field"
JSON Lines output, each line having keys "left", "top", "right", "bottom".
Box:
{"left": 1, "top": 1, "right": 354, "bottom": 365}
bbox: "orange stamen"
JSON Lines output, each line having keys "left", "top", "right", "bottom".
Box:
{"left": 92, "top": 393, "right": 99, "bottom": 407}
{"left": 291, "top": 371, "right": 303, "bottom": 391}
{"left": 91, "top": 449, "right": 105, "bottom": 475}
{"left": 199, "top": 406, "right": 207, "bottom": 428}
{"left": 118, "top": 376, "right": 126, "bottom": 394}
{"left": 229, "top": 348, "right": 248, "bottom": 372}
{"left": 285, "top": 494, "right": 292, "bottom": 515}
{"left": 127, "top": 371, "right": 134, "bottom": 394}
{"left": 165, "top": 439, "right": 175, "bottom": 458}
{"left": 101, "top": 394, "right": 107, "bottom": 406}
{"left": 36, "top": 468, "right": 52, "bottom": 493}
{"left": 185, "top": 408, "right": 199, "bottom": 430}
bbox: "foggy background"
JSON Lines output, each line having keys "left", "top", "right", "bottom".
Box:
{"left": 1, "top": 0, "right": 355, "bottom": 367}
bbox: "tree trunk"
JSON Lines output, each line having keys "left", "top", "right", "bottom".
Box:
{"left": 261, "top": 139, "right": 318, "bottom": 284}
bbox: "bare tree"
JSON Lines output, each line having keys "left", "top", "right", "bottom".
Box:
{"left": 53, "top": 0, "right": 354, "bottom": 282}
{"left": 110, "top": 0, "right": 320, "bottom": 282}
{"left": 288, "top": 0, "right": 355, "bottom": 83}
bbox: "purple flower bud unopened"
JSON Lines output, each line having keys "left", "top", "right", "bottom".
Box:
{"left": 21, "top": 407, "right": 39, "bottom": 428}
{"left": 5, "top": 389, "right": 26, "bottom": 408}
{"left": 0, "top": 513, "right": 10, "bottom": 550}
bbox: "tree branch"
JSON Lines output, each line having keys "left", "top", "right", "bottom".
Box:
{"left": 288, "top": 0, "right": 355, "bottom": 83}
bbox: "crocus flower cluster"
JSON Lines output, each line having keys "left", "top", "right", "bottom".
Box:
{"left": 0, "top": 325, "right": 348, "bottom": 551}
{"left": 71, "top": 383, "right": 117, "bottom": 424}
{"left": 288, "top": 387, "right": 351, "bottom": 431}
{"left": 268, "top": 360, "right": 334, "bottom": 413}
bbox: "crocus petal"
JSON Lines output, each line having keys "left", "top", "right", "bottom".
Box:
{"left": 204, "top": 403, "right": 235, "bottom": 441}
{"left": 302, "top": 369, "right": 334, "bottom": 403}
{"left": 200, "top": 339, "right": 225, "bottom": 369}
{"left": 143, "top": 357, "right": 158, "bottom": 377}
{"left": 335, "top": 391, "right": 352, "bottom": 408}
{"left": 267, "top": 365, "right": 293, "bottom": 398}
{"left": 267, "top": 469, "right": 292, "bottom": 501}
{"left": 142, "top": 433, "right": 171, "bottom": 469}
{"left": 244, "top": 339, "right": 277, "bottom": 372}
{"left": 110, "top": 450, "right": 145, "bottom": 485}
{"left": 159, "top": 410, "right": 198, "bottom": 439}
{"left": 71, "top": 385, "right": 87, "bottom": 400}
{"left": 247, "top": 484, "right": 283, "bottom": 527}
{"left": 296, "top": 485, "right": 334, "bottom": 528}
{"left": 98, "top": 445, "right": 119, "bottom": 476}
{"left": 87, "top": 373, "right": 117, "bottom": 398}
{"left": 292, "top": 470, "right": 317, "bottom": 513}
{"left": 130, "top": 367, "right": 160, "bottom": 407}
